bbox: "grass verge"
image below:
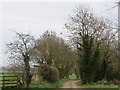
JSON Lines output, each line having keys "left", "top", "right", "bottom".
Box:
{"left": 76, "top": 81, "right": 119, "bottom": 88}
{"left": 29, "top": 81, "right": 62, "bottom": 88}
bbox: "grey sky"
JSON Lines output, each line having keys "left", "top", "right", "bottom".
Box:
{"left": 0, "top": 1, "right": 118, "bottom": 67}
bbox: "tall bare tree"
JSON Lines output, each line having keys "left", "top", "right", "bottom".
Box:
{"left": 6, "top": 32, "right": 35, "bottom": 87}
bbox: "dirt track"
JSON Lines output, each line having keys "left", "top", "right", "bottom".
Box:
{"left": 60, "top": 80, "right": 84, "bottom": 88}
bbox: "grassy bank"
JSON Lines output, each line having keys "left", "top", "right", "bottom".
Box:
{"left": 76, "top": 81, "right": 118, "bottom": 88}
{"left": 29, "top": 82, "right": 62, "bottom": 88}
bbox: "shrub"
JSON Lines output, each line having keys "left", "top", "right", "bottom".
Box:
{"left": 38, "top": 64, "right": 59, "bottom": 83}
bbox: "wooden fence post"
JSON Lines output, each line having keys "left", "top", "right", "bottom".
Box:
{"left": 17, "top": 75, "right": 19, "bottom": 87}
{"left": 2, "top": 75, "right": 5, "bottom": 87}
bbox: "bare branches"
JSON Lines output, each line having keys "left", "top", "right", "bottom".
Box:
{"left": 6, "top": 32, "right": 35, "bottom": 87}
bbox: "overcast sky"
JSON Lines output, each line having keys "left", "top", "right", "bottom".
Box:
{"left": 0, "top": 0, "right": 118, "bottom": 67}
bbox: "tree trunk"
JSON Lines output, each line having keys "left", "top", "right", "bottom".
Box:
{"left": 24, "top": 53, "right": 32, "bottom": 88}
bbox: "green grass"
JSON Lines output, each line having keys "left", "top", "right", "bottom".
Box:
{"left": 69, "top": 74, "right": 76, "bottom": 78}
{"left": 76, "top": 81, "right": 119, "bottom": 88}
{"left": 61, "top": 74, "right": 78, "bottom": 81}
{"left": 0, "top": 71, "right": 12, "bottom": 73}
{"left": 29, "top": 82, "right": 62, "bottom": 88}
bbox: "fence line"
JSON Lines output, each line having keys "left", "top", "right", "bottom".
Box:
{"left": 0, "top": 72, "right": 19, "bottom": 88}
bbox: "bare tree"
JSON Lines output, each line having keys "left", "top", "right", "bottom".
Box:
{"left": 6, "top": 32, "right": 35, "bottom": 87}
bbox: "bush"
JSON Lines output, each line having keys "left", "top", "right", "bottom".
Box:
{"left": 38, "top": 64, "right": 59, "bottom": 83}
{"left": 105, "top": 65, "right": 119, "bottom": 83}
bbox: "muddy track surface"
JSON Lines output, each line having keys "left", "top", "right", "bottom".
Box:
{"left": 60, "top": 80, "right": 84, "bottom": 88}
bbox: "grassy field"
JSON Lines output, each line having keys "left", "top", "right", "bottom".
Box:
{"left": 76, "top": 81, "right": 119, "bottom": 88}
{"left": 68, "top": 74, "right": 76, "bottom": 78}
{"left": 63, "top": 74, "right": 78, "bottom": 81}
